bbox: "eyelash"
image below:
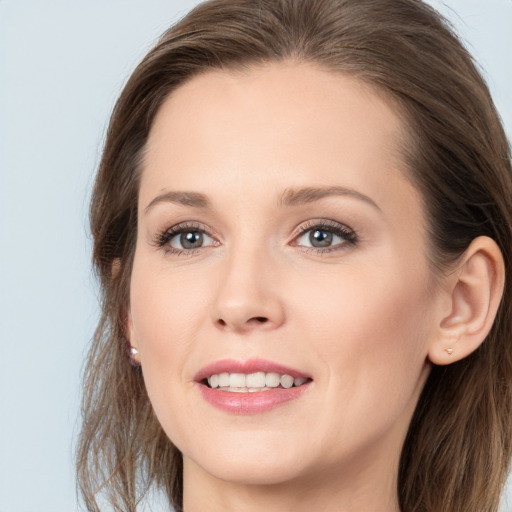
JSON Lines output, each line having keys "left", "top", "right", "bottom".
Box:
{"left": 291, "top": 219, "right": 358, "bottom": 254}
{"left": 153, "top": 222, "right": 213, "bottom": 256}
{"left": 153, "top": 220, "right": 358, "bottom": 256}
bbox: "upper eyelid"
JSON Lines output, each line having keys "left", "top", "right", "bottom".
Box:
{"left": 290, "top": 219, "right": 355, "bottom": 238}
{"left": 165, "top": 221, "right": 215, "bottom": 236}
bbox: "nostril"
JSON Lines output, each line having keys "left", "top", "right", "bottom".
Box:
{"left": 215, "top": 315, "right": 272, "bottom": 331}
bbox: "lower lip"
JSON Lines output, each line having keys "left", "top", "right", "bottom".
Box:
{"left": 198, "top": 383, "right": 311, "bottom": 414}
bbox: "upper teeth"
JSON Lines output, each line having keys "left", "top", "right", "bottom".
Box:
{"left": 207, "top": 372, "right": 308, "bottom": 390}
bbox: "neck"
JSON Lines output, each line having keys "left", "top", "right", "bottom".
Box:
{"left": 182, "top": 452, "right": 401, "bottom": 512}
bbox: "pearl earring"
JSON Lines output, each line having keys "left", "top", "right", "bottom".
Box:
{"left": 127, "top": 345, "right": 141, "bottom": 367}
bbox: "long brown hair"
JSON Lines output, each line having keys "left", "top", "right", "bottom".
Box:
{"left": 77, "top": 1, "right": 512, "bottom": 511}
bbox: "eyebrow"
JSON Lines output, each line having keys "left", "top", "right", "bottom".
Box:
{"left": 144, "top": 191, "right": 210, "bottom": 213}
{"left": 279, "top": 186, "right": 381, "bottom": 211}
{"left": 144, "top": 185, "right": 380, "bottom": 213}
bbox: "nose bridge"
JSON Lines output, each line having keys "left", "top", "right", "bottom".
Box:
{"left": 212, "top": 234, "right": 285, "bottom": 332}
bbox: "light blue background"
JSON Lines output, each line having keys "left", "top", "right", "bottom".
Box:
{"left": 0, "top": 1, "right": 511, "bottom": 511}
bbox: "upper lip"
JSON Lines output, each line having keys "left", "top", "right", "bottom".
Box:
{"left": 194, "top": 358, "right": 311, "bottom": 382}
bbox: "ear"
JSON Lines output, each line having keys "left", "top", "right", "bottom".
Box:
{"left": 428, "top": 236, "right": 505, "bottom": 365}
{"left": 112, "top": 258, "right": 140, "bottom": 364}
{"left": 125, "top": 308, "right": 141, "bottom": 365}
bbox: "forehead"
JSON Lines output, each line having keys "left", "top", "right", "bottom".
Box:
{"left": 140, "top": 61, "right": 417, "bottom": 215}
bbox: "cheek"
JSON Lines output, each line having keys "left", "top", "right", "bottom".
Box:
{"left": 289, "top": 258, "right": 433, "bottom": 398}
{"left": 128, "top": 257, "right": 213, "bottom": 422}
{"left": 130, "top": 258, "right": 209, "bottom": 354}
{"left": 295, "top": 259, "right": 430, "bottom": 338}
{"left": 128, "top": 257, "right": 212, "bottom": 445}
{"left": 280, "top": 261, "right": 433, "bottom": 462}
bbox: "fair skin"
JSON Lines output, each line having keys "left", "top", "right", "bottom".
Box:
{"left": 126, "top": 62, "right": 504, "bottom": 512}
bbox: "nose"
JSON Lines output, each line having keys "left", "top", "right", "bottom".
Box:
{"left": 211, "top": 246, "right": 286, "bottom": 334}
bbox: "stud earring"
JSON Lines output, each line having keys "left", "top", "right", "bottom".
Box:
{"left": 126, "top": 342, "right": 141, "bottom": 367}
{"left": 444, "top": 335, "right": 460, "bottom": 356}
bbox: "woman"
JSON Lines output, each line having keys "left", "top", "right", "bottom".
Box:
{"left": 76, "top": 0, "right": 512, "bottom": 511}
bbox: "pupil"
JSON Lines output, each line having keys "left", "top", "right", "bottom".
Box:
{"left": 181, "top": 231, "right": 203, "bottom": 249}
{"left": 310, "top": 230, "right": 332, "bottom": 247}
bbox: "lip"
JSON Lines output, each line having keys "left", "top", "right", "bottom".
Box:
{"left": 194, "top": 358, "right": 312, "bottom": 414}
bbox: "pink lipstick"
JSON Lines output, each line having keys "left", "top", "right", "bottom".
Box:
{"left": 195, "top": 358, "right": 312, "bottom": 414}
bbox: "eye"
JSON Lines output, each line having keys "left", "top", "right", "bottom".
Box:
{"left": 293, "top": 221, "right": 357, "bottom": 252}
{"left": 155, "top": 223, "right": 217, "bottom": 254}
{"left": 169, "top": 230, "right": 213, "bottom": 250}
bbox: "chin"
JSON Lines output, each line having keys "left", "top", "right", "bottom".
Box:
{"left": 194, "top": 454, "right": 309, "bottom": 486}
{"left": 181, "top": 431, "right": 315, "bottom": 486}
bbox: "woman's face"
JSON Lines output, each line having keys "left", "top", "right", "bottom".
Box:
{"left": 128, "top": 62, "right": 440, "bottom": 489}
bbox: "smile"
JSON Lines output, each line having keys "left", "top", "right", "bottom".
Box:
{"left": 206, "top": 372, "right": 310, "bottom": 392}
{"left": 195, "top": 358, "right": 313, "bottom": 414}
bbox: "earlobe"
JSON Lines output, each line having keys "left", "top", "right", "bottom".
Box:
{"left": 428, "top": 236, "right": 505, "bottom": 366}
{"left": 125, "top": 309, "right": 141, "bottom": 366}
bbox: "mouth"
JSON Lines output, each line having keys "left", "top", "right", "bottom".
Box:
{"left": 195, "top": 358, "right": 313, "bottom": 414}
